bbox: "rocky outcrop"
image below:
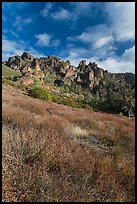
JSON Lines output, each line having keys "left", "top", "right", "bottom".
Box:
{"left": 6, "top": 56, "right": 25, "bottom": 72}
{"left": 78, "top": 60, "right": 86, "bottom": 72}
{"left": 21, "top": 52, "right": 35, "bottom": 61}
{"left": 5, "top": 52, "right": 108, "bottom": 89}
{"left": 65, "top": 66, "right": 75, "bottom": 78}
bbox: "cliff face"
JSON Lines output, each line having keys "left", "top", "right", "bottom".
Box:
{"left": 5, "top": 52, "right": 108, "bottom": 88}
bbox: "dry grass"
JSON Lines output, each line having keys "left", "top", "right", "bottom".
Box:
{"left": 2, "top": 84, "right": 135, "bottom": 202}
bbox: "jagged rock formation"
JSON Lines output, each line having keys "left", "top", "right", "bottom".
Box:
{"left": 5, "top": 52, "right": 108, "bottom": 88}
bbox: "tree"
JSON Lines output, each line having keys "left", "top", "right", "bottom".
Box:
{"left": 122, "top": 96, "right": 135, "bottom": 118}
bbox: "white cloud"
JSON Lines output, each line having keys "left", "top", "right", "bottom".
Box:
{"left": 51, "top": 7, "right": 71, "bottom": 20}
{"left": 61, "top": 45, "right": 135, "bottom": 73}
{"left": 2, "top": 38, "right": 26, "bottom": 61}
{"left": 10, "top": 31, "right": 20, "bottom": 38}
{"left": 3, "top": 29, "right": 20, "bottom": 38}
{"left": 2, "top": 37, "right": 44, "bottom": 61}
{"left": 77, "top": 24, "right": 113, "bottom": 47}
{"left": 41, "top": 2, "right": 97, "bottom": 22}
{"left": 41, "top": 2, "right": 53, "bottom": 17}
{"left": 70, "top": 2, "right": 94, "bottom": 16}
{"left": 66, "top": 2, "right": 135, "bottom": 72}
{"left": 13, "top": 16, "right": 22, "bottom": 28}
{"left": 50, "top": 2, "right": 97, "bottom": 22}
{"left": 41, "top": 9, "right": 48, "bottom": 17}
{"left": 2, "top": 39, "right": 25, "bottom": 53}
{"left": 66, "top": 43, "right": 75, "bottom": 48}
{"left": 60, "top": 47, "right": 92, "bottom": 67}
{"left": 51, "top": 39, "right": 60, "bottom": 47}
{"left": 13, "top": 16, "right": 33, "bottom": 30}
{"left": 94, "top": 36, "right": 113, "bottom": 49}
{"left": 121, "top": 46, "right": 135, "bottom": 62}
{"left": 2, "top": 14, "right": 6, "bottom": 21}
{"left": 35, "top": 33, "right": 52, "bottom": 46}
{"left": 68, "top": 24, "right": 115, "bottom": 59}
{"left": 2, "top": 2, "right": 29, "bottom": 9}
{"left": 104, "top": 2, "right": 135, "bottom": 41}
{"left": 35, "top": 33, "right": 60, "bottom": 47}
{"left": 23, "top": 17, "right": 32, "bottom": 24}
{"left": 63, "top": 54, "right": 91, "bottom": 67}
{"left": 93, "top": 46, "right": 135, "bottom": 73}
{"left": 41, "top": 3, "right": 71, "bottom": 21}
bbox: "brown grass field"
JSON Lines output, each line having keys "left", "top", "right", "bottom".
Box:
{"left": 2, "top": 84, "right": 135, "bottom": 202}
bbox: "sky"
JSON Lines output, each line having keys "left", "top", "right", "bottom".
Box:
{"left": 2, "top": 2, "right": 135, "bottom": 73}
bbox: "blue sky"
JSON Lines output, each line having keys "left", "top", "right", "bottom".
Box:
{"left": 2, "top": 2, "right": 135, "bottom": 73}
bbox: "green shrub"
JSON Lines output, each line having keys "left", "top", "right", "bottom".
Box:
{"left": 119, "top": 112, "right": 123, "bottom": 116}
{"left": 82, "top": 104, "right": 93, "bottom": 111}
{"left": 51, "top": 94, "right": 63, "bottom": 104}
{"left": 34, "top": 79, "right": 41, "bottom": 86}
{"left": 64, "top": 85, "right": 70, "bottom": 93}
{"left": 63, "top": 97, "right": 82, "bottom": 108}
{"left": 59, "top": 86, "right": 64, "bottom": 94}
{"left": 9, "top": 75, "right": 15, "bottom": 81}
{"left": 17, "top": 83, "right": 28, "bottom": 91}
{"left": 28, "top": 85, "right": 52, "bottom": 101}
{"left": 2, "top": 79, "right": 14, "bottom": 86}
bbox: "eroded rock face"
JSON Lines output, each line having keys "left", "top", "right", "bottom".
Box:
{"left": 21, "top": 52, "right": 35, "bottom": 61}
{"left": 65, "top": 66, "right": 75, "bottom": 78}
{"left": 6, "top": 56, "right": 25, "bottom": 71}
{"left": 78, "top": 60, "right": 87, "bottom": 72}
{"left": 64, "top": 60, "right": 70, "bottom": 70}
{"left": 5, "top": 52, "right": 108, "bottom": 88}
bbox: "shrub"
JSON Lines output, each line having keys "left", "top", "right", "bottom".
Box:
{"left": 51, "top": 94, "right": 63, "bottom": 104}
{"left": 64, "top": 85, "right": 69, "bottom": 93}
{"left": 8, "top": 75, "right": 15, "bottom": 81}
{"left": 2, "top": 79, "right": 14, "bottom": 86}
{"left": 28, "top": 85, "right": 52, "bottom": 101}
{"left": 119, "top": 112, "right": 123, "bottom": 116}
{"left": 82, "top": 104, "right": 93, "bottom": 111}
{"left": 63, "top": 97, "right": 84, "bottom": 109}
{"left": 17, "top": 83, "right": 28, "bottom": 91}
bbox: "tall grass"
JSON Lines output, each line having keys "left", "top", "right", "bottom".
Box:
{"left": 2, "top": 84, "right": 135, "bottom": 202}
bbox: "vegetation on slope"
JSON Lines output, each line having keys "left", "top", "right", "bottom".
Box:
{"left": 2, "top": 74, "right": 135, "bottom": 118}
{"left": 28, "top": 85, "right": 52, "bottom": 101}
{"left": 3, "top": 52, "right": 135, "bottom": 118}
{"left": 2, "top": 64, "right": 22, "bottom": 80}
{"left": 2, "top": 84, "right": 135, "bottom": 202}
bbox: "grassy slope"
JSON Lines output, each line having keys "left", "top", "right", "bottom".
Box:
{"left": 2, "top": 84, "right": 135, "bottom": 202}
{"left": 2, "top": 64, "right": 22, "bottom": 78}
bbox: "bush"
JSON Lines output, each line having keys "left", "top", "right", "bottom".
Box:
{"left": 2, "top": 79, "right": 14, "bottom": 86}
{"left": 119, "top": 112, "right": 123, "bottom": 116}
{"left": 51, "top": 94, "right": 63, "bottom": 104}
{"left": 8, "top": 75, "right": 15, "bottom": 81}
{"left": 63, "top": 97, "right": 82, "bottom": 108}
{"left": 28, "top": 85, "right": 52, "bottom": 101}
{"left": 82, "top": 104, "right": 93, "bottom": 111}
{"left": 16, "top": 83, "right": 28, "bottom": 91}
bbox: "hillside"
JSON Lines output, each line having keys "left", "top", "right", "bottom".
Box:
{"left": 2, "top": 83, "right": 135, "bottom": 202}
{"left": 2, "top": 63, "right": 22, "bottom": 79}
{"left": 2, "top": 52, "right": 135, "bottom": 117}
